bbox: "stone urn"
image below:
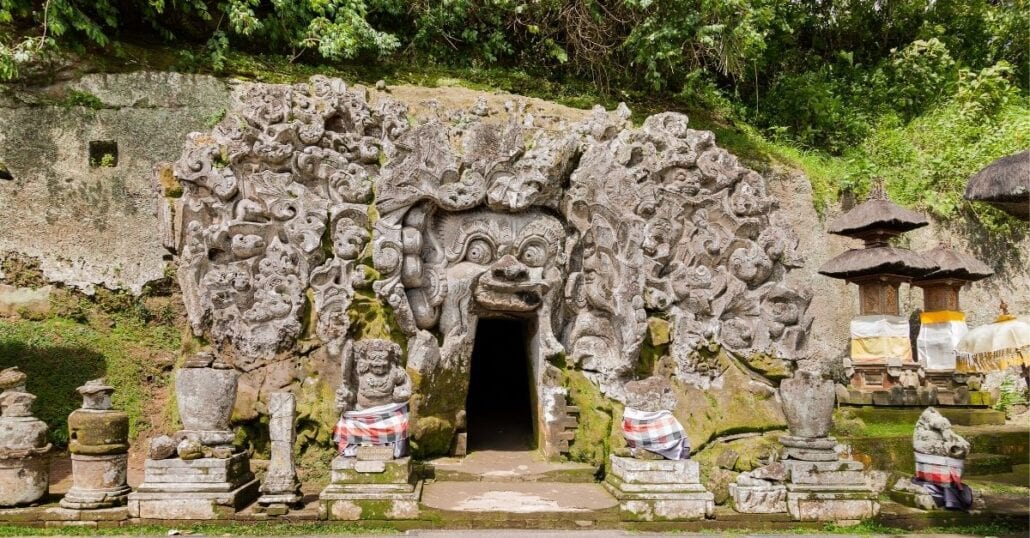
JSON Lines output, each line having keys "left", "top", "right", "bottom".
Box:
{"left": 176, "top": 352, "right": 239, "bottom": 446}
{"left": 0, "top": 391, "right": 51, "bottom": 506}
{"left": 778, "top": 369, "right": 835, "bottom": 438}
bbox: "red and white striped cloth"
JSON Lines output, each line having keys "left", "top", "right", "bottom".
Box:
{"left": 332, "top": 402, "right": 409, "bottom": 457}
{"left": 914, "top": 452, "right": 964, "bottom": 486}
{"left": 622, "top": 407, "right": 690, "bottom": 460}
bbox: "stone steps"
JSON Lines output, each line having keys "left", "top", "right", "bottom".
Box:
{"left": 419, "top": 480, "right": 619, "bottom": 523}
{"left": 424, "top": 450, "right": 599, "bottom": 483}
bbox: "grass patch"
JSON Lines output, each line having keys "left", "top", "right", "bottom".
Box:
{"left": 0, "top": 291, "right": 181, "bottom": 446}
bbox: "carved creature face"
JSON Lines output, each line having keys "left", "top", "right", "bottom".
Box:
{"left": 435, "top": 209, "right": 564, "bottom": 313}
{"left": 354, "top": 340, "right": 400, "bottom": 377}
{"left": 333, "top": 217, "right": 370, "bottom": 260}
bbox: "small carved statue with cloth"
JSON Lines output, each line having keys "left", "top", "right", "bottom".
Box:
{"left": 333, "top": 339, "right": 412, "bottom": 458}
{"left": 617, "top": 376, "right": 691, "bottom": 460}
{"left": 893, "top": 407, "right": 974, "bottom": 510}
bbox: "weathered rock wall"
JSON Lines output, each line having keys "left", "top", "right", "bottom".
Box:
{"left": 0, "top": 73, "right": 230, "bottom": 293}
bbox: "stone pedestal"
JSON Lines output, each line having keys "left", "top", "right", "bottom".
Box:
{"left": 604, "top": 455, "right": 713, "bottom": 521}
{"left": 0, "top": 389, "right": 51, "bottom": 507}
{"left": 318, "top": 456, "right": 420, "bottom": 520}
{"left": 61, "top": 453, "right": 132, "bottom": 509}
{"left": 128, "top": 452, "right": 258, "bottom": 519}
{"left": 779, "top": 436, "right": 879, "bottom": 522}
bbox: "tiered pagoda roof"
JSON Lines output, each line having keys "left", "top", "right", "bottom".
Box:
{"left": 915, "top": 243, "right": 994, "bottom": 284}
{"left": 827, "top": 187, "right": 929, "bottom": 242}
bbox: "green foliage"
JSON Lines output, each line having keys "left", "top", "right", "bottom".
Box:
{"left": 842, "top": 99, "right": 1029, "bottom": 232}
{"left": 883, "top": 38, "right": 957, "bottom": 118}
{"left": 956, "top": 61, "right": 1019, "bottom": 120}
{"left": 994, "top": 374, "right": 1029, "bottom": 413}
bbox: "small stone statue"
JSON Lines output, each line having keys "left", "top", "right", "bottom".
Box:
{"left": 62, "top": 379, "right": 131, "bottom": 509}
{"left": 258, "top": 392, "right": 302, "bottom": 513}
{"left": 893, "top": 407, "right": 974, "bottom": 510}
{"left": 335, "top": 339, "right": 411, "bottom": 414}
{"left": 0, "top": 390, "right": 51, "bottom": 506}
{"left": 333, "top": 339, "right": 412, "bottom": 459}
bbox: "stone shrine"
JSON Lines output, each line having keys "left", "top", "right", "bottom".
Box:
{"left": 731, "top": 369, "right": 879, "bottom": 521}
{"left": 819, "top": 187, "right": 935, "bottom": 403}
{"left": 0, "top": 373, "right": 50, "bottom": 507}
{"left": 605, "top": 376, "right": 713, "bottom": 521}
{"left": 128, "top": 352, "right": 258, "bottom": 519}
{"left": 62, "top": 380, "right": 131, "bottom": 509}
{"left": 319, "top": 339, "right": 420, "bottom": 520}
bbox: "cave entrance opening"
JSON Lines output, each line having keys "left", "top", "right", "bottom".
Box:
{"left": 465, "top": 318, "right": 536, "bottom": 452}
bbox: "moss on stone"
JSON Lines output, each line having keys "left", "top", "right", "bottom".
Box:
{"left": 693, "top": 433, "right": 783, "bottom": 473}
{"left": 410, "top": 415, "right": 454, "bottom": 457}
{"left": 670, "top": 350, "right": 786, "bottom": 451}
{"left": 0, "top": 254, "right": 48, "bottom": 289}
{"left": 739, "top": 352, "right": 792, "bottom": 381}
{"left": 564, "top": 370, "right": 613, "bottom": 467}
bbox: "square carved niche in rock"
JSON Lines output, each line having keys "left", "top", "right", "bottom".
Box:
{"left": 88, "top": 140, "right": 119, "bottom": 168}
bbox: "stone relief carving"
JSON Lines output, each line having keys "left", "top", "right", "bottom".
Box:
{"left": 170, "top": 77, "right": 402, "bottom": 369}
{"left": 167, "top": 77, "right": 812, "bottom": 455}
{"left": 335, "top": 339, "right": 412, "bottom": 415}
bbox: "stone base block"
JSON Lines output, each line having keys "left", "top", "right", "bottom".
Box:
{"left": 603, "top": 487, "right": 714, "bottom": 522}
{"left": 318, "top": 481, "right": 422, "bottom": 520}
{"left": 137, "top": 453, "right": 253, "bottom": 492}
{"left": 784, "top": 459, "right": 866, "bottom": 486}
{"left": 61, "top": 453, "right": 130, "bottom": 509}
{"left": 609, "top": 455, "right": 700, "bottom": 484}
{"left": 785, "top": 489, "right": 879, "bottom": 522}
{"left": 330, "top": 456, "right": 413, "bottom": 486}
{"left": 0, "top": 452, "right": 49, "bottom": 507}
{"left": 127, "top": 477, "right": 259, "bottom": 519}
{"left": 605, "top": 456, "right": 713, "bottom": 521}
{"left": 729, "top": 482, "right": 787, "bottom": 514}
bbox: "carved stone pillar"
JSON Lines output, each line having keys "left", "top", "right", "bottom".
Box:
{"left": 258, "top": 392, "right": 302, "bottom": 514}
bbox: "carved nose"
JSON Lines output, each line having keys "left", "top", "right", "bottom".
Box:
{"left": 493, "top": 255, "right": 528, "bottom": 281}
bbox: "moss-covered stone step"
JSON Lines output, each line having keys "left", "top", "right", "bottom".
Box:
{"left": 846, "top": 406, "right": 1005, "bottom": 426}
{"left": 843, "top": 425, "right": 1028, "bottom": 475}
{"left": 964, "top": 453, "right": 1013, "bottom": 476}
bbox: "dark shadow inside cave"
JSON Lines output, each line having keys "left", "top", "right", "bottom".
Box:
{"left": 465, "top": 318, "right": 535, "bottom": 452}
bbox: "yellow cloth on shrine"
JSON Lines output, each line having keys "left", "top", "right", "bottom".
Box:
{"left": 851, "top": 315, "right": 912, "bottom": 363}
{"left": 917, "top": 310, "right": 968, "bottom": 372}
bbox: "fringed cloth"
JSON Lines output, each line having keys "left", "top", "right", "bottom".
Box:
{"left": 332, "top": 402, "right": 409, "bottom": 458}
{"left": 912, "top": 451, "right": 974, "bottom": 509}
{"left": 622, "top": 407, "right": 690, "bottom": 460}
{"left": 956, "top": 346, "right": 1029, "bottom": 373}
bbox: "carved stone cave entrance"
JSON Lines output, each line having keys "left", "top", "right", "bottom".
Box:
{"left": 466, "top": 318, "right": 536, "bottom": 452}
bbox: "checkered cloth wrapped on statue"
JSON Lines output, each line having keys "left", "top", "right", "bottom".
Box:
{"left": 621, "top": 407, "right": 690, "bottom": 460}
{"left": 911, "top": 452, "right": 973, "bottom": 509}
{"left": 332, "top": 402, "right": 409, "bottom": 458}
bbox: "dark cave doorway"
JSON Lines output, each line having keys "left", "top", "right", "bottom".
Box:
{"left": 465, "top": 318, "right": 536, "bottom": 452}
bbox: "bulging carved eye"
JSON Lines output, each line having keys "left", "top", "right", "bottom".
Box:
{"left": 465, "top": 239, "right": 494, "bottom": 265}
{"left": 520, "top": 243, "right": 546, "bottom": 268}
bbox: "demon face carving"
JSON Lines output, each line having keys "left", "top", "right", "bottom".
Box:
{"left": 404, "top": 208, "right": 566, "bottom": 360}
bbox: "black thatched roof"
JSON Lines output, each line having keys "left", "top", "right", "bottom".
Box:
{"left": 818, "top": 246, "right": 938, "bottom": 280}
{"left": 914, "top": 243, "right": 994, "bottom": 283}
{"left": 827, "top": 189, "right": 928, "bottom": 239}
{"left": 964, "top": 149, "right": 1029, "bottom": 220}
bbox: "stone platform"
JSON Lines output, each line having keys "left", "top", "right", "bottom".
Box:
{"left": 127, "top": 453, "right": 258, "bottom": 519}
{"left": 604, "top": 456, "right": 714, "bottom": 521}
{"left": 318, "top": 456, "right": 421, "bottom": 520}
